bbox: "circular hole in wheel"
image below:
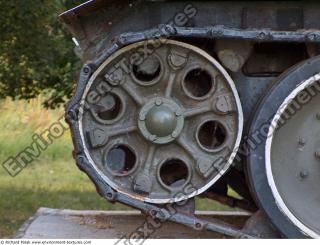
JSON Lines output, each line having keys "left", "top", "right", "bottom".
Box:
{"left": 132, "top": 55, "right": 162, "bottom": 84}
{"left": 95, "top": 93, "right": 122, "bottom": 121}
{"left": 197, "top": 121, "right": 227, "bottom": 151}
{"left": 160, "top": 159, "right": 188, "bottom": 188}
{"left": 183, "top": 68, "right": 213, "bottom": 98}
{"left": 106, "top": 145, "right": 136, "bottom": 175}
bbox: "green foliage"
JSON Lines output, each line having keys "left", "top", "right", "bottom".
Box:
{"left": 0, "top": 0, "right": 86, "bottom": 108}
{"left": 0, "top": 98, "right": 128, "bottom": 238}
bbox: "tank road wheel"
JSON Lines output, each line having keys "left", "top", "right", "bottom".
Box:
{"left": 78, "top": 40, "right": 243, "bottom": 203}
{"left": 247, "top": 56, "right": 320, "bottom": 238}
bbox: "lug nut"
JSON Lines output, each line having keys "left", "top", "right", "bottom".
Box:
{"left": 171, "top": 131, "right": 179, "bottom": 138}
{"left": 299, "top": 170, "right": 309, "bottom": 179}
{"left": 149, "top": 135, "right": 157, "bottom": 141}
{"left": 298, "top": 137, "right": 306, "bottom": 146}
{"left": 139, "top": 114, "right": 146, "bottom": 121}
{"left": 175, "top": 110, "right": 182, "bottom": 117}
{"left": 155, "top": 99, "right": 162, "bottom": 106}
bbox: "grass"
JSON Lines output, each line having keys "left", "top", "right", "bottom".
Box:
{"left": 0, "top": 97, "right": 232, "bottom": 238}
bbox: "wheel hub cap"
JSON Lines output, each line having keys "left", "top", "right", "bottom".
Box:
{"left": 145, "top": 106, "right": 177, "bottom": 137}
{"left": 138, "top": 98, "right": 184, "bottom": 144}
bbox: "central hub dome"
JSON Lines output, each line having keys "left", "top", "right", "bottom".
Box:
{"left": 145, "top": 105, "right": 177, "bottom": 137}
{"left": 138, "top": 98, "right": 185, "bottom": 144}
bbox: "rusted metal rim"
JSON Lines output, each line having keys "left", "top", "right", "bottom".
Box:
{"left": 265, "top": 73, "right": 320, "bottom": 238}
{"left": 77, "top": 39, "right": 243, "bottom": 204}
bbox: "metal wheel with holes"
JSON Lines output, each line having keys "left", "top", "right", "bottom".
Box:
{"left": 77, "top": 40, "right": 243, "bottom": 203}
{"left": 247, "top": 56, "right": 320, "bottom": 238}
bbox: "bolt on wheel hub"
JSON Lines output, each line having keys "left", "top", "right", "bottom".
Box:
{"left": 138, "top": 98, "right": 184, "bottom": 144}
{"left": 78, "top": 39, "right": 243, "bottom": 203}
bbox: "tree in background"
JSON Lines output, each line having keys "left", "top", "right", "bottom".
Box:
{"left": 0, "top": 0, "right": 87, "bottom": 108}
